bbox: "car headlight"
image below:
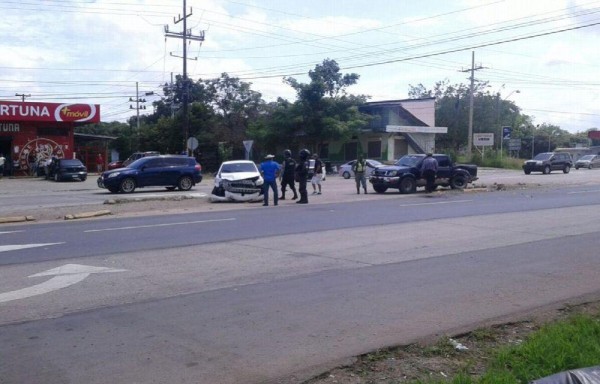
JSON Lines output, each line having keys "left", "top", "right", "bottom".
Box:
{"left": 388, "top": 170, "right": 398, "bottom": 177}
{"left": 107, "top": 172, "right": 120, "bottom": 178}
{"left": 256, "top": 178, "right": 264, "bottom": 186}
{"left": 536, "top": 161, "right": 543, "bottom": 165}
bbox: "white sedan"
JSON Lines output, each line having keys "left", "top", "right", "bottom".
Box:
{"left": 338, "top": 159, "right": 383, "bottom": 179}
{"left": 210, "top": 160, "right": 264, "bottom": 202}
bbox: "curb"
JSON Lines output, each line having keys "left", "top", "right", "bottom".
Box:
{"left": 64, "top": 210, "right": 112, "bottom": 220}
{"left": 0, "top": 216, "right": 35, "bottom": 224}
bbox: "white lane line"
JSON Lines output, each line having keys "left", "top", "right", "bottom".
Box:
{"left": 568, "top": 190, "right": 600, "bottom": 194}
{"left": 0, "top": 243, "right": 64, "bottom": 253}
{"left": 397, "top": 199, "right": 473, "bottom": 207}
{"left": 84, "top": 218, "right": 236, "bottom": 233}
{"left": 0, "top": 231, "right": 24, "bottom": 235}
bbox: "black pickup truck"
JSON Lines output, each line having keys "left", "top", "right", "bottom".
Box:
{"left": 369, "top": 154, "right": 478, "bottom": 194}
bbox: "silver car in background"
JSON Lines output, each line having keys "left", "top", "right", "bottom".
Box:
{"left": 574, "top": 154, "right": 600, "bottom": 170}
{"left": 338, "top": 159, "right": 383, "bottom": 179}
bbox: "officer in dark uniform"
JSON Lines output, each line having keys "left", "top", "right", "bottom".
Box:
{"left": 295, "top": 149, "right": 310, "bottom": 204}
{"left": 279, "top": 149, "right": 298, "bottom": 200}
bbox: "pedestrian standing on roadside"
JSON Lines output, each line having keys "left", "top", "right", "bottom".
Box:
{"left": 28, "top": 151, "right": 36, "bottom": 176}
{"left": 353, "top": 154, "right": 368, "bottom": 194}
{"left": 260, "top": 154, "right": 280, "bottom": 206}
{"left": 311, "top": 154, "right": 324, "bottom": 195}
{"left": 96, "top": 153, "right": 104, "bottom": 173}
{"left": 0, "top": 153, "right": 5, "bottom": 178}
{"left": 279, "top": 149, "right": 298, "bottom": 200}
{"left": 421, "top": 153, "right": 438, "bottom": 193}
{"left": 295, "top": 149, "right": 310, "bottom": 204}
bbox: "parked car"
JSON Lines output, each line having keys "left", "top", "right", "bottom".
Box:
{"left": 107, "top": 151, "right": 160, "bottom": 170}
{"left": 338, "top": 159, "right": 383, "bottom": 179}
{"left": 523, "top": 152, "right": 572, "bottom": 174}
{"left": 46, "top": 158, "right": 87, "bottom": 182}
{"left": 574, "top": 154, "right": 600, "bottom": 170}
{"left": 97, "top": 155, "right": 201, "bottom": 193}
{"left": 106, "top": 160, "right": 124, "bottom": 170}
{"left": 210, "top": 160, "right": 264, "bottom": 202}
{"left": 369, "top": 154, "right": 478, "bottom": 194}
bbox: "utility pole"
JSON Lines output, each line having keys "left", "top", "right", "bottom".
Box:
{"left": 165, "top": 0, "right": 205, "bottom": 154}
{"left": 129, "top": 82, "right": 154, "bottom": 150}
{"left": 460, "top": 52, "right": 484, "bottom": 159}
{"left": 15, "top": 93, "right": 30, "bottom": 102}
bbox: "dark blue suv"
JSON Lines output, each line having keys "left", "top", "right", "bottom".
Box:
{"left": 97, "top": 155, "right": 202, "bottom": 193}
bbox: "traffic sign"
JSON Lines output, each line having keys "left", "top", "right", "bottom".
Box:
{"left": 187, "top": 137, "right": 198, "bottom": 151}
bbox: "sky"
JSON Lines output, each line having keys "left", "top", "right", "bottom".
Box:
{"left": 1, "top": 0, "right": 599, "bottom": 134}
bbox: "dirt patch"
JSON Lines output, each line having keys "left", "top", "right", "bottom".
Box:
{"left": 304, "top": 300, "right": 600, "bottom": 383}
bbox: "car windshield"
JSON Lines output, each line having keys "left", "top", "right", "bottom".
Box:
{"left": 395, "top": 155, "right": 423, "bottom": 167}
{"left": 579, "top": 155, "right": 595, "bottom": 160}
{"left": 221, "top": 162, "right": 258, "bottom": 173}
{"left": 533, "top": 153, "right": 552, "bottom": 160}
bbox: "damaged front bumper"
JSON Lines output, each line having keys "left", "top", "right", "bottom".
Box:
{"left": 210, "top": 179, "right": 264, "bottom": 202}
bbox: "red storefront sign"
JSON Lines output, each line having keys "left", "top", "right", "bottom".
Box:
{"left": 0, "top": 101, "right": 100, "bottom": 123}
{"left": 588, "top": 131, "right": 600, "bottom": 140}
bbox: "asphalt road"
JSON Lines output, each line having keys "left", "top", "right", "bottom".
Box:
{"left": 1, "top": 169, "right": 600, "bottom": 383}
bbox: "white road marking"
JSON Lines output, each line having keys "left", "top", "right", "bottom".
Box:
{"left": 567, "top": 189, "right": 600, "bottom": 194}
{"left": 397, "top": 199, "right": 473, "bottom": 207}
{"left": 0, "top": 243, "right": 64, "bottom": 253}
{"left": 0, "top": 231, "right": 24, "bottom": 235}
{"left": 0, "top": 264, "right": 128, "bottom": 304}
{"left": 84, "top": 218, "right": 236, "bottom": 233}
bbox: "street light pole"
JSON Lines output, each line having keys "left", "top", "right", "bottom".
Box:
{"left": 532, "top": 126, "right": 535, "bottom": 159}
{"left": 548, "top": 129, "right": 558, "bottom": 151}
{"left": 497, "top": 89, "right": 520, "bottom": 160}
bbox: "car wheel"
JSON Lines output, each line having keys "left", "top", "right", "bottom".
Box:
{"left": 342, "top": 171, "right": 351, "bottom": 179}
{"left": 178, "top": 176, "right": 193, "bottom": 191}
{"left": 575, "top": 166, "right": 579, "bottom": 170}
{"left": 589, "top": 165, "right": 593, "bottom": 169}
{"left": 165, "top": 186, "right": 176, "bottom": 191}
{"left": 119, "top": 177, "right": 136, "bottom": 193}
{"left": 563, "top": 165, "right": 570, "bottom": 174}
{"left": 543, "top": 165, "right": 551, "bottom": 174}
{"left": 450, "top": 175, "right": 467, "bottom": 189}
{"left": 54, "top": 173, "right": 60, "bottom": 182}
{"left": 80, "top": 175, "right": 87, "bottom": 181}
{"left": 524, "top": 170, "right": 531, "bottom": 175}
{"left": 373, "top": 185, "right": 387, "bottom": 194}
{"left": 108, "top": 186, "right": 120, "bottom": 193}
{"left": 399, "top": 177, "right": 416, "bottom": 194}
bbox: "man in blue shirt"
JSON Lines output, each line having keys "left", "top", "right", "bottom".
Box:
{"left": 260, "top": 154, "right": 281, "bottom": 206}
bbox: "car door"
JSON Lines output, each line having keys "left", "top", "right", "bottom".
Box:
{"left": 434, "top": 156, "right": 451, "bottom": 181}
{"left": 137, "top": 157, "right": 164, "bottom": 187}
{"left": 160, "top": 158, "right": 186, "bottom": 185}
{"left": 550, "top": 155, "right": 561, "bottom": 171}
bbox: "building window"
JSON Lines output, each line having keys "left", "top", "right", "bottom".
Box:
{"left": 368, "top": 141, "right": 381, "bottom": 159}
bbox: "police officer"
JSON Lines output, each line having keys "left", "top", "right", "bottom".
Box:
{"left": 352, "top": 154, "right": 368, "bottom": 194}
{"left": 279, "top": 149, "right": 298, "bottom": 200}
{"left": 295, "top": 149, "right": 310, "bottom": 204}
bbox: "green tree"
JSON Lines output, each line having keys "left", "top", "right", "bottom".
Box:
{"left": 408, "top": 80, "right": 525, "bottom": 153}
{"left": 281, "top": 59, "right": 369, "bottom": 153}
{"left": 203, "top": 73, "right": 265, "bottom": 148}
